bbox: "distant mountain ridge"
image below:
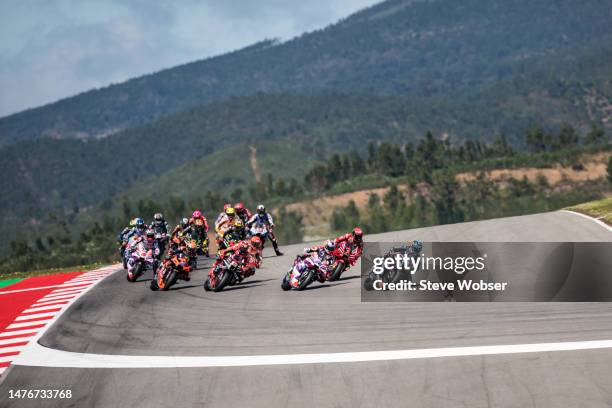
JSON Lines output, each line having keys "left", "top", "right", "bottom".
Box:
{"left": 1, "top": 0, "right": 612, "bottom": 145}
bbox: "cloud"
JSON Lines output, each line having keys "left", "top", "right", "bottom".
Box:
{"left": 0, "top": 0, "right": 377, "bottom": 117}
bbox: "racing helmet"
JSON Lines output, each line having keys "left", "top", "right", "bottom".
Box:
{"left": 238, "top": 241, "right": 249, "bottom": 254}
{"left": 234, "top": 202, "right": 245, "bottom": 212}
{"left": 233, "top": 218, "right": 244, "bottom": 228}
{"left": 325, "top": 239, "right": 336, "bottom": 252}
{"left": 180, "top": 218, "right": 189, "bottom": 228}
{"left": 411, "top": 240, "right": 423, "bottom": 253}
{"left": 250, "top": 236, "right": 262, "bottom": 248}
{"left": 129, "top": 218, "right": 137, "bottom": 227}
{"left": 145, "top": 228, "right": 155, "bottom": 241}
{"left": 257, "top": 204, "right": 265, "bottom": 214}
{"left": 225, "top": 207, "right": 236, "bottom": 217}
{"left": 352, "top": 227, "right": 363, "bottom": 241}
{"left": 223, "top": 203, "right": 231, "bottom": 210}
{"left": 192, "top": 210, "right": 202, "bottom": 219}
{"left": 135, "top": 218, "right": 145, "bottom": 229}
{"left": 154, "top": 213, "right": 163, "bottom": 221}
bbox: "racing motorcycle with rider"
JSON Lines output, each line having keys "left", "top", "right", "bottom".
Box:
{"left": 328, "top": 227, "right": 364, "bottom": 281}
{"left": 150, "top": 213, "right": 169, "bottom": 257}
{"left": 246, "top": 204, "right": 283, "bottom": 256}
{"left": 126, "top": 228, "right": 160, "bottom": 282}
{"left": 150, "top": 240, "right": 192, "bottom": 291}
{"left": 204, "top": 238, "right": 260, "bottom": 292}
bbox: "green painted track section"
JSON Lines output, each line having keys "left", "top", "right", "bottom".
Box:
{"left": 0, "top": 278, "right": 23, "bottom": 289}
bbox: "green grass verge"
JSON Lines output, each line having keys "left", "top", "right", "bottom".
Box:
{"left": 567, "top": 197, "right": 612, "bottom": 225}
{"left": 0, "top": 278, "right": 23, "bottom": 289}
{"left": 0, "top": 263, "right": 106, "bottom": 281}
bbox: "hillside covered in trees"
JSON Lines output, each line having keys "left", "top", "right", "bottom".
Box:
{"left": 2, "top": 126, "right": 609, "bottom": 275}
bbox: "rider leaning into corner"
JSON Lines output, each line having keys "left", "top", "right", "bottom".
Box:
{"left": 234, "top": 202, "right": 252, "bottom": 225}
{"left": 296, "top": 239, "right": 337, "bottom": 282}
{"left": 150, "top": 212, "right": 169, "bottom": 254}
{"left": 129, "top": 228, "right": 161, "bottom": 271}
{"left": 246, "top": 204, "right": 284, "bottom": 256}
{"left": 334, "top": 227, "right": 364, "bottom": 267}
{"left": 185, "top": 210, "right": 210, "bottom": 257}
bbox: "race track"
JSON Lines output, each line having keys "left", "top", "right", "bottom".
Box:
{"left": 1, "top": 210, "right": 612, "bottom": 408}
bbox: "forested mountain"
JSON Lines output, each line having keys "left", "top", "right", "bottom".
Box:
{"left": 1, "top": 0, "right": 612, "bottom": 145}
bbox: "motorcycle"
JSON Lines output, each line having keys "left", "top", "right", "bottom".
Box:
{"left": 248, "top": 222, "right": 269, "bottom": 248}
{"left": 203, "top": 257, "right": 245, "bottom": 292}
{"left": 363, "top": 248, "right": 419, "bottom": 291}
{"left": 327, "top": 241, "right": 352, "bottom": 281}
{"left": 119, "top": 241, "right": 128, "bottom": 269}
{"left": 281, "top": 256, "right": 327, "bottom": 291}
{"left": 183, "top": 235, "right": 202, "bottom": 269}
{"left": 221, "top": 228, "right": 245, "bottom": 250}
{"left": 150, "top": 250, "right": 192, "bottom": 291}
{"left": 126, "top": 241, "right": 156, "bottom": 282}
{"left": 154, "top": 232, "right": 168, "bottom": 258}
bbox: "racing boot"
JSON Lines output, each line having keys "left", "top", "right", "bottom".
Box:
{"left": 272, "top": 239, "right": 283, "bottom": 256}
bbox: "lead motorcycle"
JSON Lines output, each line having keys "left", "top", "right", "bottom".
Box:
{"left": 281, "top": 256, "right": 329, "bottom": 291}
{"left": 126, "top": 241, "right": 156, "bottom": 282}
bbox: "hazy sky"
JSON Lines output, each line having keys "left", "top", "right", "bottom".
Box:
{"left": 0, "top": 0, "right": 377, "bottom": 117}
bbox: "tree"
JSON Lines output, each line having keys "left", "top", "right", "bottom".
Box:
{"left": 430, "top": 170, "right": 463, "bottom": 225}
{"left": 374, "top": 143, "right": 405, "bottom": 177}
{"left": 349, "top": 151, "right": 366, "bottom": 177}
{"left": 383, "top": 185, "right": 404, "bottom": 214}
{"left": 555, "top": 123, "right": 579, "bottom": 150}
{"left": 274, "top": 208, "right": 304, "bottom": 244}
{"left": 608, "top": 156, "right": 612, "bottom": 183}
{"left": 585, "top": 123, "right": 605, "bottom": 145}
{"left": 525, "top": 125, "right": 547, "bottom": 152}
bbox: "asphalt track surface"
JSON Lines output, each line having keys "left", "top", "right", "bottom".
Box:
{"left": 1, "top": 210, "right": 612, "bottom": 407}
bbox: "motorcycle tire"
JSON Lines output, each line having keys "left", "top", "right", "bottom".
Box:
{"left": 281, "top": 277, "right": 291, "bottom": 291}
{"left": 150, "top": 280, "right": 159, "bottom": 291}
{"left": 328, "top": 263, "right": 345, "bottom": 282}
{"left": 213, "top": 270, "right": 232, "bottom": 292}
{"left": 363, "top": 276, "right": 375, "bottom": 291}
{"left": 161, "top": 270, "right": 178, "bottom": 291}
{"left": 204, "top": 278, "right": 212, "bottom": 292}
{"left": 297, "top": 270, "right": 314, "bottom": 291}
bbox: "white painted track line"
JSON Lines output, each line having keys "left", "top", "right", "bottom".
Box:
{"left": 15, "top": 312, "right": 57, "bottom": 321}
{"left": 32, "top": 299, "right": 70, "bottom": 307}
{"left": 7, "top": 321, "right": 50, "bottom": 330}
{"left": 0, "top": 285, "right": 66, "bottom": 295}
{"left": 0, "top": 330, "right": 38, "bottom": 338}
{"left": 22, "top": 306, "right": 63, "bottom": 314}
{"left": 0, "top": 338, "right": 32, "bottom": 346}
{"left": 16, "top": 339, "right": 612, "bottom": 368}
{"left": 562, "top": 209, "right": 612, "bottom": 233}
{"left": 36, "top": 294, "right": 79, "bottom": 302}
